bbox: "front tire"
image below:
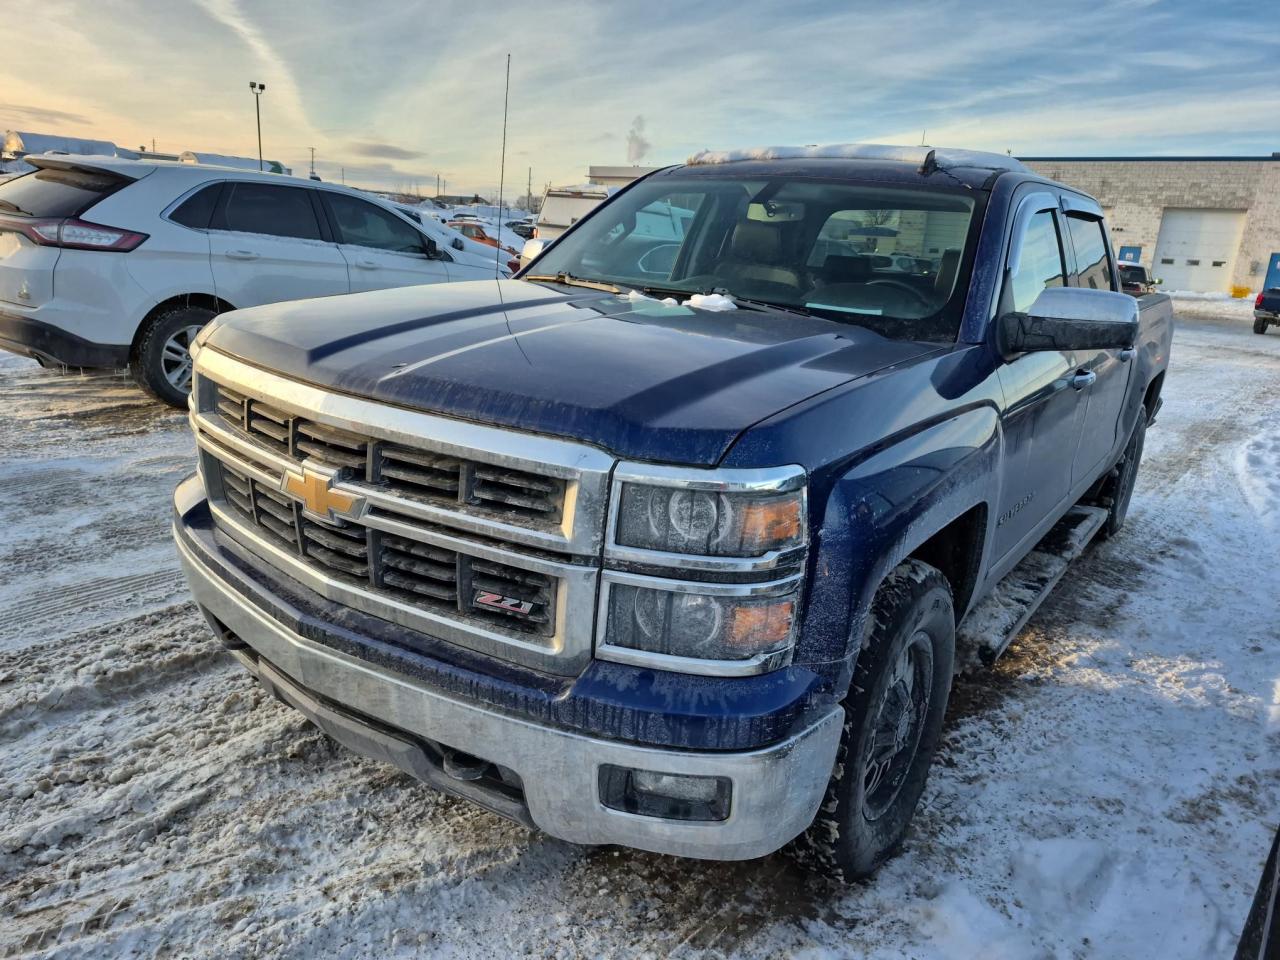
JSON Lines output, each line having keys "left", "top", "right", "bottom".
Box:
{"left": 794, "top": 559, "right": 954, "bottom": 881}
{"left": 130, "top": 305, "right": 216, "bottom": 408}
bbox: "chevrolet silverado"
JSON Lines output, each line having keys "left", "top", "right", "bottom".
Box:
{"left": 173, "top": 143, "right": 1173, "bottom": 879}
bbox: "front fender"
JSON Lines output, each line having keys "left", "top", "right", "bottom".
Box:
{"left": 796, "top": 405, "right": 999, "bottom": 697}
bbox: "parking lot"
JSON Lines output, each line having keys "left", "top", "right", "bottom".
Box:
{"left": 0, "top": 299, "right": 1277, "bottom": 959}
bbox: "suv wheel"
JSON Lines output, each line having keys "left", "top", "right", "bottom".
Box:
{"left": 791, "top": 558, "right": 954, "bottom": 880}
{"left": 131, "top": 305, "right": 216, "bottom": 407}
{"left": 1255, "top": 317, "right": 1270, "bottom": 335}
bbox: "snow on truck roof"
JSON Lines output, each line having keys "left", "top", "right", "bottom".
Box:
{"left": 686, "top": 142, "right": 1029, "bottom": 173}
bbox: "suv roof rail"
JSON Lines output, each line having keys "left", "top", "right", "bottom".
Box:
{"left": 685, "top": 142, "right": 1029, "bottom": 174}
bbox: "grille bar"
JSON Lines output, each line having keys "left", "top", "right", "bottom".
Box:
{"left": 215, "top": 383, "right": 564, "bottom": 524}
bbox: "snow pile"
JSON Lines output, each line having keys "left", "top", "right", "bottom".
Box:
{"left": 687, "top": 292, "right": 737, "bottom": 311}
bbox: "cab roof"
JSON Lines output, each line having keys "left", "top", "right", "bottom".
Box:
{"left": 665, "top": 142, "right": 1033, "bottom": 191}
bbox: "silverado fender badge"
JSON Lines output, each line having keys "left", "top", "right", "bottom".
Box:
{"left": 281, "top": 465, "right": 364, "bottom": 523}
{"left": 473, "top": 590, "right": 535, "bottom": 616}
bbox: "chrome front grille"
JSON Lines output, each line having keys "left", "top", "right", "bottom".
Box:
{"left": 214, "top": 384, "right": 565, "bottom": 524}
{"left": 191, "top": 348, "right": 612, "bottom": 675}
{"left": 218, "top": 462, "right": 555, "bottom": 637}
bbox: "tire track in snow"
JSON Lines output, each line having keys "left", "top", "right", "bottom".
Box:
{"left": 0, "top": 571, "right": 182, "bottom": 636}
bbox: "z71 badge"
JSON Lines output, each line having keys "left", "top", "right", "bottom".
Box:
{"left": 473, "top": 590, "right": 534, "bottom": 615}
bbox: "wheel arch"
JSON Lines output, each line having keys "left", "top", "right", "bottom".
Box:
{"left": 801, "top": 406, "right": 999, "bottom": 700}
{"left": 130, "top": 293, "right": 235, "bottom": 361}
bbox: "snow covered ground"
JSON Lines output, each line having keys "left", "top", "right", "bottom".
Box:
{"left": 0, "top": 304, "right": 1277, "bottom": 958}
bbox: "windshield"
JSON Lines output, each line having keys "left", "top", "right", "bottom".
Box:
{"left": 529, "top": 174, "right": 981, "bottom": 341}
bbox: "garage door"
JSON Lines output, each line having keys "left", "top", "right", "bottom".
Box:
{"left": 1152, "top": 208, "right": 1246, "bottom": 293}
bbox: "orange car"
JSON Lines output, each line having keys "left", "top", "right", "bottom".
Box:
{"left": 448, "top": 221, "right": 516, "bottom": 254}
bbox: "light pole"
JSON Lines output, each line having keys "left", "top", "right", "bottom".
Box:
{"left": 248, "top": 81, "right": 266, "bottom": 171}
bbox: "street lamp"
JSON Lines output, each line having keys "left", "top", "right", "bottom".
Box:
{"left": 248, "top": 81, "right": 266, "bottom": 171}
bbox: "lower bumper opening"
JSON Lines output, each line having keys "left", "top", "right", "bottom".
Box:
{"left": 214, "top": 615, "right": 534, "bottom": 830}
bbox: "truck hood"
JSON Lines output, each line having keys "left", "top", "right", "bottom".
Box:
{"left": 206, "top": 279, "right": 938, "bottom": 465}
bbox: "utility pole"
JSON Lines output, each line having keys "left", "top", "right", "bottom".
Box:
{"left": 249, "top": 81, "right": 267, "bottom": 171}
{"left": 309, "top": 147, "right": 316, "bottom": 176}
{"left": 340, "top": 166, "right": 345, "bottom": 184}
{"left": 527, "top": 166, "right": 532, "bottom": 210}
{"left": 152, "top": 138, "right": 156, "bottom": 153}
{"left": 436, "top": 173, "right": 441, "bottom": 197}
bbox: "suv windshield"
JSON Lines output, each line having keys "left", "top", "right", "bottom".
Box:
{"left": 529, "top": 174, "right": 980, "bottom": 341}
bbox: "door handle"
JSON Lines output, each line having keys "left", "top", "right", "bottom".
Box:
{"left": 355, "top": 257, "right": 378, "bottom": 269}
{"left": 1071, "top": 370, "right": 1097, "bottom": 390}
{"left": 1118, "top": 347, "right": 1136, "bottom": 362}
{"left": 225, "top": 249, "right": 259, "bottom": 260}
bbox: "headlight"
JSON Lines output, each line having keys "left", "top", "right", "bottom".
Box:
{"left": 601, "top": 463, "right": 808, "bottom": 675}
{"left": 603, "top": 576, "right": 800, "bottom": 666}
{"left": 612, "top": 469, "right": 807, "bottom": 559}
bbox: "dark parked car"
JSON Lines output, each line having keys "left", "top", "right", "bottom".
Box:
{"left": 173, "top": 144, "right": 1172, "bottom": 880}
{"left": 1255, "top": 288, "right": 1279, "bottom": 335}
{"left": 1118, "top": 262, "right": 1158, "bottom": 296}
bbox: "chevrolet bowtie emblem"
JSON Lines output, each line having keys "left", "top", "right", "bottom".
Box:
{"left": 281, "top": 465, "right": 363, "bottom": 522}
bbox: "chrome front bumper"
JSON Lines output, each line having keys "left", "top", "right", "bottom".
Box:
{"left": 175, "top": 523, "right": 843, "bottom": 861}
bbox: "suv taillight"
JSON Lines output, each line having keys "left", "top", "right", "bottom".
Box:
{"left": 1257, "top": 292, "right": 1265, "bottom": 308}
{"left": 0, "top": 215, "right": 147, "bottom": 252}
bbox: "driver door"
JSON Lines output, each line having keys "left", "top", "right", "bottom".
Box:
{"left": 991, "top": 196, "right": 1088, "bottom": 566}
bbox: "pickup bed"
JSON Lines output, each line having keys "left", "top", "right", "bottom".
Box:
{"left": 173, "top": 143, "right": 1173, "bottom": 880}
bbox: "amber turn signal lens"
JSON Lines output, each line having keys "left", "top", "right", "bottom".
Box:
{"left": 739, "top": 496, "right": 804, "bottom": 550}
{"left": 728, "top": 598, "right": 795, "bottom": 649}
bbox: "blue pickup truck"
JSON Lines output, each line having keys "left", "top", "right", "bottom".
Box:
{"left": 172, "top": 144, "right": 1172, "bottom": 879}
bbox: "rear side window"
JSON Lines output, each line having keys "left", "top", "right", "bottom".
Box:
{"left": 1065, "top": 215, "right": 1114, "bottom": 291}
{"left": 170, "top": 184, "right": 221, "bottom": 229}
{"left": 0, "top": 168, "right": 129, "bottom": 218}
{"left": 211, "top": 182, "right": 322, "bottom": 240}
{"left": 325, "top": 194, "right": 424, "bottom": 253}
{"left": 1008, "top": 210, "right": 1066, "bottom": 313}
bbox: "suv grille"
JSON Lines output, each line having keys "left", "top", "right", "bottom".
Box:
{"left": 218, "top": 463, "right": 555, "bottom": 636}
{"left": 216, "top": 385, "right": 563, "bottom": 523}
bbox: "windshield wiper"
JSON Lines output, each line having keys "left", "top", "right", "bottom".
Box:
{"left": 523, "top": 272, "right": 622, "bottom": 294}
{"left": 728, "top": 295, "right": 814, "bottom": 318}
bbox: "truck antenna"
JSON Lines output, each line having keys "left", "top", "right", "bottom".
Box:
{"left": 495, "top": 52, "right": 511, "bottom": 278}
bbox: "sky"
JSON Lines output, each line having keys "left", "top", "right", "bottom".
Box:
{"left": 1, "top": 0, "right": 1276, "bottom": 197}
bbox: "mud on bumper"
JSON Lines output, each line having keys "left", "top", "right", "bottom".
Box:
{"left": 174, "top": 484, "right": 842, "bottom": 861}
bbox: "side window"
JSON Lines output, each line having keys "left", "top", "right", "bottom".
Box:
{"left": 1065, "top": 215, "right": 1114, "bottom": 291}
{"left": 326, "top": 194, "right": 425, "bottom": 254}
{"left": 1008, "top": 210, "right": 1066, "bottom": 313}
{"left": 169, "top": 183, "right": 221, "bottom": 229}
{"left": 211, "top": 183, "right": 322, "bottom": 240}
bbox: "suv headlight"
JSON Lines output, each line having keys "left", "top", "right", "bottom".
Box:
{"left": 599, "top": 464, "right": 807, "bottom": 675}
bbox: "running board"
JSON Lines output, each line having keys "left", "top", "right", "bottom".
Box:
{"left": 957, "top": 505, "right": 1108, "bottom": 670}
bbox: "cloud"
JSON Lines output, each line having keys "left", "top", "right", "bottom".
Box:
{"left": 347, "top": 141, "right": 425, "bottom": 161}
{"left": 625, "top": 115, "right": 651, "bottom": 164}
{"left": 0, "top": 102, "right": 92, "bottom": 128}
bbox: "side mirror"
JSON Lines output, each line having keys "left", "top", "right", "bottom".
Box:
{"left": 451, "top": 237, "right": 464, "bottom": 251}
{"left": 520, "top": 237, "right": 547, "bottom": 269}
{"left": 997, "top": 287, "right": 1138, "bottom": 359}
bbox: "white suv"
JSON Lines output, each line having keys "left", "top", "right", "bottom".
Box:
{"left": 0, "top": 155, "right": 508, "bottom": 406}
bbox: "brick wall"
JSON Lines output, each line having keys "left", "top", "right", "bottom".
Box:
{"left": 1021, "top": 159, "right": 1280, "bottom": 291}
